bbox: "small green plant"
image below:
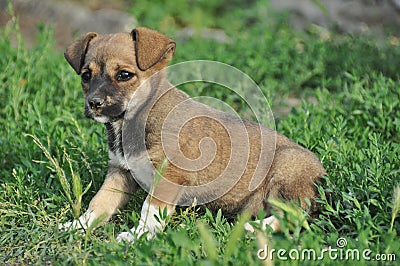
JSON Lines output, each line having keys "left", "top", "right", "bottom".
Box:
{"left": 28, "top": 134, "right": 92, "bottom": 222}
{"left": 195, "top": 210, "right": 253, "bottom": 264}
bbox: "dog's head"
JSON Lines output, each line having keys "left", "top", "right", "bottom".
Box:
{"left": 64, "top": 27, "right": 176, "bottom": 123}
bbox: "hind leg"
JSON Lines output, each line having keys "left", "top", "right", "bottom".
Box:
{"left": 244, "top": 146, "right": 325, "bottom": 232}
{"left": 266, "top": 147, "right": 325, "bottom": 209}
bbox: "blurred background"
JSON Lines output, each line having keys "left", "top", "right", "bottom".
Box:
{"left": 1, "top": 0, "right": 400, "bottom": 118}
{"left": 1, "top": 0, "right": 400, "bottom": 50}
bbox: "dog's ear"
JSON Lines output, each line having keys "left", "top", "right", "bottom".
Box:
{"left": 64, "top": 32, "right": 98, "bottom": 74}
{"left": 131, "top": 27, "right": 176, "bottom": 71}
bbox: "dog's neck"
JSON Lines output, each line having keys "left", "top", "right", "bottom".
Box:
{"left": 105, "top": 120, "right": 123, "bottom": 155}
{"left": 102, "top": 75, "right": 167, "bottom": 166}
{"left": 104, "top": 75, "right": 190, "bottom": 170}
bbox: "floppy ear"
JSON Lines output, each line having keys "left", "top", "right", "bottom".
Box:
{"left": 131, "top": 27, "right": 176, "bottom": 71}
{"left": 64, "top": 32, "right": 98, "bottom": 74}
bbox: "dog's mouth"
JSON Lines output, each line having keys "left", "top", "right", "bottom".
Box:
{"left": 84, "top": 105, "right": 126, "bottom": 123}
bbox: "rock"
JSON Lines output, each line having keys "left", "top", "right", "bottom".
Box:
{"left": 0, "top": 0, "right": 137, "bottom": 49}
{"left": 176, "top": 26, "right": 232, "bottom": 43}
{"left": 1, "top": 0, "right": 399, "bottom": 50}
{"left": 269, "top": 0, "right": 400, "bottom": 35}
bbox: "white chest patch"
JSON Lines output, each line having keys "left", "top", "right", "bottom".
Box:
{"left": 106, "top": 121, "right": 130, "bottom": 169}
{"left": 109, "top": 150, "right": 129, "bottom": 170}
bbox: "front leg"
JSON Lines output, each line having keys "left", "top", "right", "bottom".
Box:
{"left": 116, "top": 195, "right": 175, "bottom": 242}
{"left": 59, "top": 166, "right": 138, "bottom": 231}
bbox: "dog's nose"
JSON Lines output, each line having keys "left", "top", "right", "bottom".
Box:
{"left": 89, "top": 97, "right": 105, "bottom": 110}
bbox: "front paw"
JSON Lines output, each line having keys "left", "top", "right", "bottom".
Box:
{"left": 244, "top": 222, "right": 256, "bottom": 233}
{"left": 116, "top": 228, "right": 136, "bottom": 243}
{"left": 58, "top": 219, "right": 86, "bottom": 232}
{"left": 58, "top": 220, "right": 81, "bottom": 231}
{"left": 58, "top": 210, "right": 96, "bottom": 231}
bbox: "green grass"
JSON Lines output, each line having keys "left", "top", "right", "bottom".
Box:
{"left": 1, "top": 1, "right": 399, "bottom": 265}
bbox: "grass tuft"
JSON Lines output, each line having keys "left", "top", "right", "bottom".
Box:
{"left": 28, "top": 134, "right": 91, "bottom": 220}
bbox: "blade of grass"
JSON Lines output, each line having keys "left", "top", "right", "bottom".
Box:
{"left": 28, "top": 134, "right": 91, "bottom": 220}
{"left": 390, "top": 185, "right": 400, "bottom": 231}
{"left": 197, "top": 221, "right": 218, "bottom": 262}
{"left": 223, "top": 211, "right": 250, "bottom": 261}
{"left": 27, "top": 134, "right": 73, "bottom": 205}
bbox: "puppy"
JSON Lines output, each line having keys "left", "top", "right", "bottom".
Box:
{"left": 61, "top": 27, "right": 326, "bottom": 242}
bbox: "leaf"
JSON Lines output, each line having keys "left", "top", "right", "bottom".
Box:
{"left": 205, "top": 208, "right": 214, "bottom": 223}
{"left": 223, "top": 212, "right": 250, "bottom": 261}
{"left": 215, "top": 209, "right": 222, "bottom": 225}
{"left": 197, "top": 221, "right": 218, "bottom": 262}
{"left": 170, "top": 230, "right": 194, "bottom": 250}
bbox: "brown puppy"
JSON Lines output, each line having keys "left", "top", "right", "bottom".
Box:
{"left": 61, "top": 27, "right": 326, "bottom": 242}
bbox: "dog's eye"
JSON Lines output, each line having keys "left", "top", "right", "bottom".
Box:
{"left": 116, "top": 70, "right": 134, "bottom": 82}
{"left": 81, "top": 71, "right": 91, "bottom": 83}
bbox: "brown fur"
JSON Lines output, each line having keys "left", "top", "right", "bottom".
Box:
{"left": 63, "top": 27, "right": 326, "bottom": 234}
